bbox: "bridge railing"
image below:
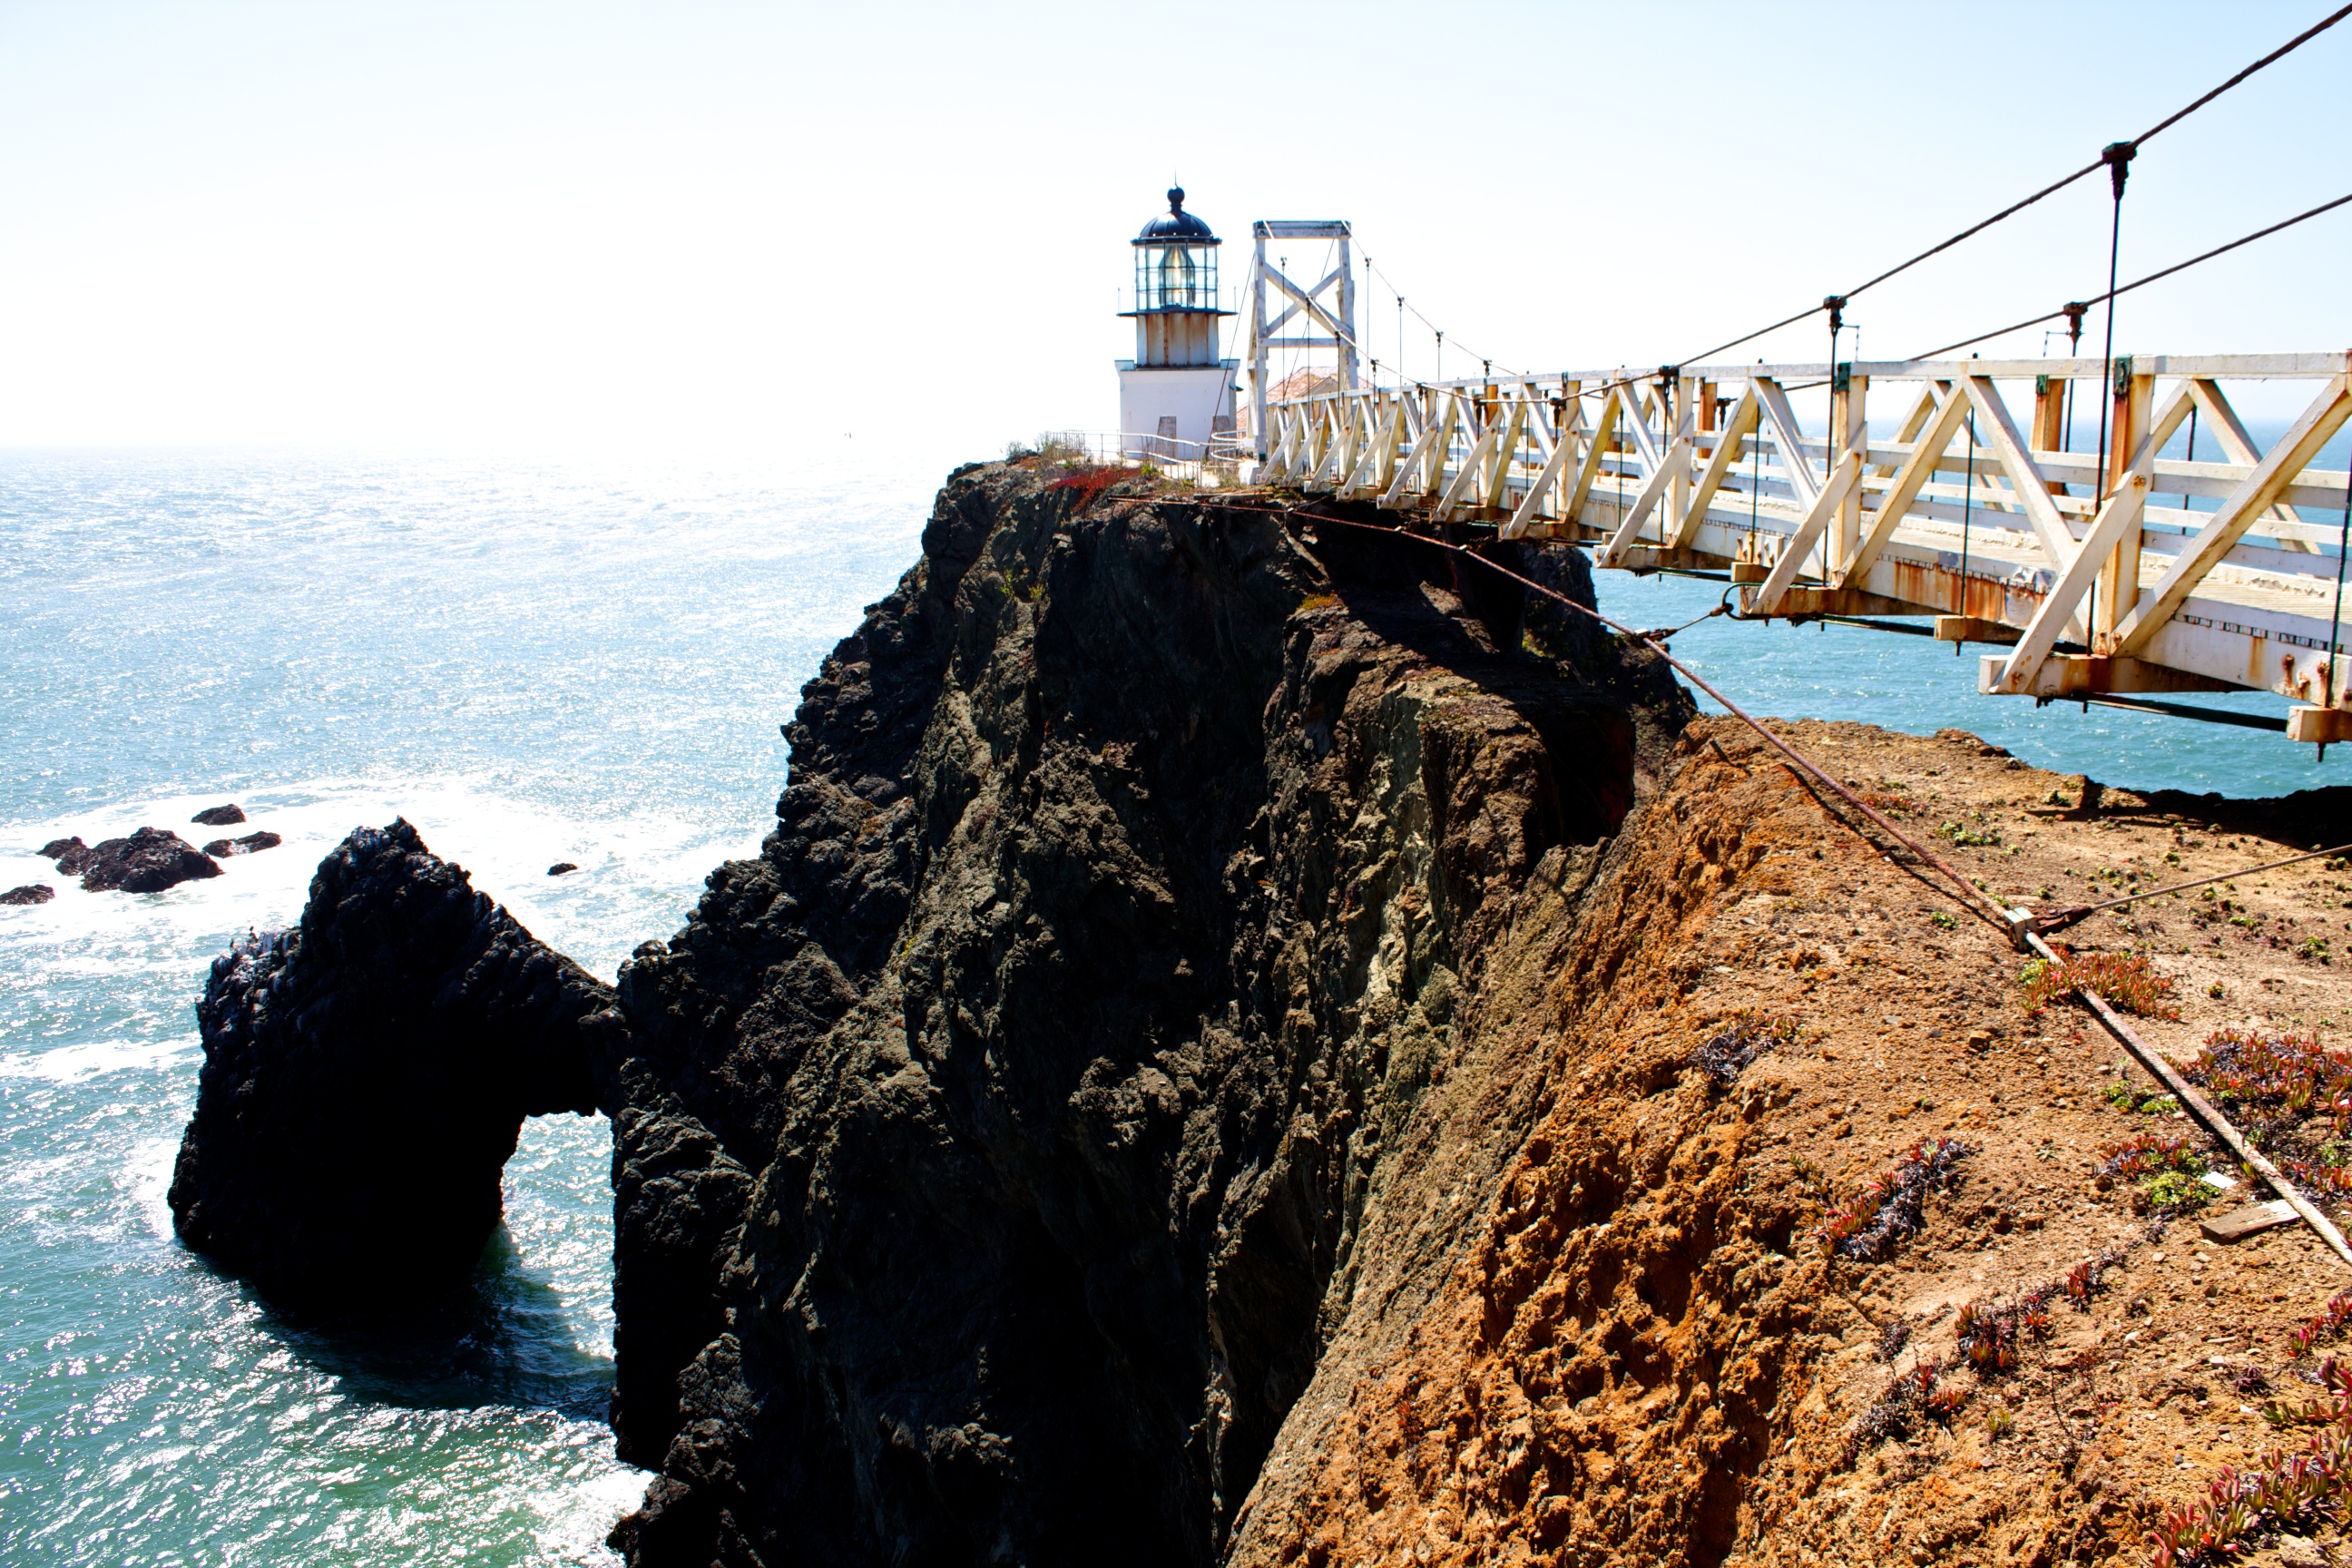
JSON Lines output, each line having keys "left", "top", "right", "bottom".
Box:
{"left": 1249, "top": 354, "right": 2352, "bottom": 741}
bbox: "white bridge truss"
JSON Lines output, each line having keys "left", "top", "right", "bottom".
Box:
{"left": 1250, "top": 353, "right": 2352, "bottom": 742}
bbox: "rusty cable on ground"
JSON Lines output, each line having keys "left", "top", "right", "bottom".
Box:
{"left": 2021, "top": 926, "right": 2352, "bottom": 1270}
{"left": 2032, "top": 839, "right": 2352, "bottom": 933}
{"left": 1265, "top": 504, "right": 2352, "bottom": 1266}
{"left": 1629, "top": 602, "right": 1730, "bottom": 643}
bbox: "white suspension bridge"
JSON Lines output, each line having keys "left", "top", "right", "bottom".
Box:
{"left": 1235, "top": 340, "right": 2351, "bottom": 748}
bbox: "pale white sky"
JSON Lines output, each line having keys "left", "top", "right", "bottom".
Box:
{"left": 3, "top": 0, "right": 2347, "bottom": 466}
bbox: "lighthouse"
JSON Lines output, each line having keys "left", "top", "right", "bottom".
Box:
{"left": 1117, "top": 188, "right": 1238, "bottom": 458}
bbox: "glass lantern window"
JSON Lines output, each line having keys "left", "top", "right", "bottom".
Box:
{"left": 1135, "top": 243, "right": 1218, "bottom": 310}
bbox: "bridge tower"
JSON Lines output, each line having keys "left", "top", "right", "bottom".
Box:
{"left": 1117, "top": 187, "right": 1238, "bottom": 459}
{"left": 1244, "top": 220, "right": 1356, "bottom": 462}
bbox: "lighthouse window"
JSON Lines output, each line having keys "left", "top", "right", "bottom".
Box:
{"left": 1136, "top": 244, "right": 1217, "bottom": 311}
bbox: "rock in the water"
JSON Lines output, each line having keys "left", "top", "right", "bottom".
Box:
{"left": 191, "top": 803, "right": 247, "bottom": 827}
{"left": 547, "top": 862, "right": 579, "bottom": 876}
{"left": 1, "top": 884, "right": 54, "bottom": 906}
{"left": 202, "top": 831, "right": 282, "bottom": 858}
{"left": 79, "top": 828, "right": 222, "bottom": 893}
{"left": 168, "top": 818, "right": 611, "bottom": 1309}
{"left": 40, "top": 837, "right": 92, "bottom": 874}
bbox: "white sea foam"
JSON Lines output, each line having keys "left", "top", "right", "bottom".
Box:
{"left": 127, "top": 1135, "right": 181, "bottom": 1241}
{"left": 0, "top": 773, "right": 765, "bottom": 982}
{"left": 0, "top": 1035, "right": 195, "bottom": 1084}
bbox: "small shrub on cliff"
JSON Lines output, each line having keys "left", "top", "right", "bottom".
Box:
{"left": 2021, "top": 948, "right": 2181, "bottom": 1020}
{"left": 2287, "top": 1291, "right": 2352, "bottom": 1361}
{"left": 2287, "top": 1156, "right": 2352, "bottom": 1199}
{"left": 2187, "top": 1026, "right": 2351, "bottom": 1125}
{"left": 2145, "top": 1429, "right": 2352, "bottom": 1566}
{"left": 1691, "top": 1011, "right": 1803, "bottom": 1088}
{"left": 2258, "top": 1357, "right": 2352, "bottom": 1430}
{"left": 1816, "top": 1137, "right": 1970, "bottom": 1261}
{"left": 1046, "top": 465, "right": 1125, "bottom": 512}
{"left": 2097, "top": 1131, "right": 2209, "bottom": 1181}
{"left": 2141, "top": 1169, "right": 2213, "bottom": 1216}
{"left": 1954, "top": 1291, "right": 2053, "bottom": 1374}
{"left": 2146, "top": 1293, "right": 2352, "bottom": 1564}
{"left": 1847, "top": 1361, "right": 1966, "bottom": 1460}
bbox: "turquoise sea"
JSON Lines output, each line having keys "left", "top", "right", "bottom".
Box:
{"left": 0, "top": 451, "right": 934, "bottom": 1564}
{"left": 0, "top": 450, "right": 2337, "bottom": 1564}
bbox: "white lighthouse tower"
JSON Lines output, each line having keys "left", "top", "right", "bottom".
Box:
{"left": 1117, "top": 188, "right": 1238, "bottom": 458}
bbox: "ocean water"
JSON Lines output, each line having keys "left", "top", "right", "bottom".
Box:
{"left": 1588, "top": 571, "right": 2345, "bottom": 799}
{"left": 0, "top": 449, "right": 2337, "bottom": 1566}
{"left": 0, "top": 450, "right": 933, "bottom": 1565}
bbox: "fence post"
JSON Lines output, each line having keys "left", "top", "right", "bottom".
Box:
{"left": 2096, "top": 360, "right": 2153, "bottom": 650}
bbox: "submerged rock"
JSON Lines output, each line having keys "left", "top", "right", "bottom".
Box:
{"left": 78, "top": 828, "right": 222, "bottom": 893}
{"left": 201, "top": 831, "right": 282, "bottom": 858}
{"left": 191, "top": 803, "right": 247, "bottom": 827}
{"left": 1, "top": 884, "right": 54, "bottom": 906}
{"left": 168, "top": 818, "right": 610, "bottom": 1308}
{"left": 547, "top": 862, "right": 579, "bottom": 876}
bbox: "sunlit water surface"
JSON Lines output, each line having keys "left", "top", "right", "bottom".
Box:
{"left": 0, "top": 449, "right": 2337, "bottom": 1564}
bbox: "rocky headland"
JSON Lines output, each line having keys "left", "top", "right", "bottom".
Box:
{"left": 168, "top": 460, "right": 2352, "bottom": 1565}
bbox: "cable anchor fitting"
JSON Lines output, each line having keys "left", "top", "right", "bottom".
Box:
{"left": 2102, "top": 141, "right": 2137, "bottom": 199}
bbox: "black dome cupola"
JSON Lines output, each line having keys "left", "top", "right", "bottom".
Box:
{"left": 1128, "top": 185, "right": 1223, "bottom": 319}
{"left": 1135, "top": 187, "right": 1218, "bottom": 244}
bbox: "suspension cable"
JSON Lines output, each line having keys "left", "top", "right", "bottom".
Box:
{"left": 1911, "top": 189, "right": 2352, "bottom": 360}
{"left": 1675, "top": 4, "right": 2352, "bottom": 366}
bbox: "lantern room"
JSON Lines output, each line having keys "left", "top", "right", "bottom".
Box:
{"left": 1133, "top": 195, "right": 1219, "bottom": 310}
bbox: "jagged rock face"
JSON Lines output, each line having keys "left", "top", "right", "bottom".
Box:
{"left": 603, "top": 465, "right": 1689, "bottom": 1564}
{"left": 76, "top": 827, "right": 222, "bottom": 892}
{"left": 168, "top": 818, "right": 608, "bottom": 1308}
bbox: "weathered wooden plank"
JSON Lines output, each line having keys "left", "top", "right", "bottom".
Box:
{"left": 1840, "top": 383, "right": 1974, "bottom": 583}
{"left": 2203, "top": 1200, "right": 2299, "bottom": 1243}
{"left": 1749, "top": 452, "right": 1862, "bottom": 613}
{"left": 1750, "top": 377, "right": 1821, "bottom": 512}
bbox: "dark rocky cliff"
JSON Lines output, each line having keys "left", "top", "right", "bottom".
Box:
{"left": 170, "top": 459, "right": 1690, "bottom": 1563}
{"left": 598, "top": 463, "right": 1689, "bottom": 1563}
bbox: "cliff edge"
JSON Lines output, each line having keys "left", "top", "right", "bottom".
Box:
{"left": 593, "top": 460, "right": 1689, "bottom": 1563}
